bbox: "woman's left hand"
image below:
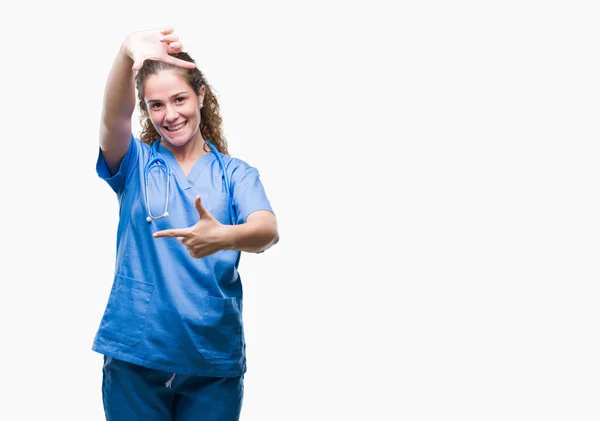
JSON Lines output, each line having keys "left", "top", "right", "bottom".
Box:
{"left": 153, "top": 196, "right": 228, "bottom": 258}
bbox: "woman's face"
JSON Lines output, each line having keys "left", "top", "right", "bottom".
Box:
{"left": 143, "top": 69, "right": 205, "bottom": 148}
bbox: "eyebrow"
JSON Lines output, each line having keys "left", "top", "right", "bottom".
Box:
{"left": 147, "top": 92, "right": 188, "bottom": 104}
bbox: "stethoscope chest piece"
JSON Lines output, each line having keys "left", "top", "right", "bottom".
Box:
{"left": 146, "top": 211, "right": 169, "bottom": 223}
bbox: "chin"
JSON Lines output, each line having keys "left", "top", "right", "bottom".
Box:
{"left": 161, "top": 132, "right": 193, "bottom": 147}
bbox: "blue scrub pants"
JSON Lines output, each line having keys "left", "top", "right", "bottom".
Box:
{"left": 102, "top": 356, "right": 244, "bottom": 421}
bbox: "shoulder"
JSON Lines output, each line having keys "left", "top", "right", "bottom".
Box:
{"left": 220, "top": 155, "right": 262, "bottom": 186}
{"left": 133, "top": 136, "right": 152, "bottom": 151}
{"left": 221, "top": 154, "right": 256, "bottom": 173}
{"left": 128, "top": 136, "right": 152, "bottom": 160}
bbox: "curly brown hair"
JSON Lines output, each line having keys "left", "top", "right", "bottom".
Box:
{"left": 135, "top": 52, "right": 228, "bottom": 155}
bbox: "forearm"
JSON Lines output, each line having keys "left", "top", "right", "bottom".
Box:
{"left": 100, "top": 44, "right": 136, "bottom": 133}
{"left": 99, "top": 43, "right": 136, "bottom": 173}
{"left": 221, "top": 214, "right": 279, "bottom": 253}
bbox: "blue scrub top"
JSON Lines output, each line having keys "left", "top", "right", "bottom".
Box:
{"left": 92, "top": 136, "right": 274, "bottom": 377}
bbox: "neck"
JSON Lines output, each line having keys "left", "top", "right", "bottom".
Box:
{"left": 161, "top": 133, "right": 208, "bottom": 162}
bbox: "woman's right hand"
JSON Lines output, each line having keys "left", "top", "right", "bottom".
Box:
{"left": 123, "top": 25, "right": 196, "bottom": 71}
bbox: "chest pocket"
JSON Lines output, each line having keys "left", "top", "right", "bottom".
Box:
{"left": 200, "top": 192, "right": 233, "bottom": 225}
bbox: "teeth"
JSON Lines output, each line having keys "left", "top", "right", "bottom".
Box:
{"left": 167, "top": 122, "right": 186, "bottom": 131}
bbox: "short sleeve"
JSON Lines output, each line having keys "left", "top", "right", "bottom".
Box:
{"left": 96, "top": 135, "right": 141, "bottom": 195}
{"left": 229, "top": 158, "right": 274, "bottom": 225}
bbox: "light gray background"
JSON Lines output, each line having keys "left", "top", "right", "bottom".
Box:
{"left": 2, "top": 1, "right": 599, "bottom": 420}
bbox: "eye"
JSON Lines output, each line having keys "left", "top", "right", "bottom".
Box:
{"left": 175, "top": 97, "right": 186, "bottom": 104}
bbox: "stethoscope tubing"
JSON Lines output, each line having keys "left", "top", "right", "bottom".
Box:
{"left": 144, "top": 140, "right": 236, "bottom": 224}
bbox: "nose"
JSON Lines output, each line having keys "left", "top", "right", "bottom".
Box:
{"left": 164, "top": 104, "right": 179, "bottom": 122}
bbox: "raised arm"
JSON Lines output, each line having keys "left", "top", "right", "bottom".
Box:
{"left": 99, "top": 25, "right": 195, "bottom": 174}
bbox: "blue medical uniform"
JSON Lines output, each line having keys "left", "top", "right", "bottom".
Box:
{"left": 93, "top": 136, "right": 273, "bottom": 419}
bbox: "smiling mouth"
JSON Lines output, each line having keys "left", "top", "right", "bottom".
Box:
{"left": 165, "top": 121, "right": 187, "bottom": 132}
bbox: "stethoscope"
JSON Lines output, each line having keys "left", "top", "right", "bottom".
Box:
{"left": 144, "top": 139, "right": 236, "bottom": 224}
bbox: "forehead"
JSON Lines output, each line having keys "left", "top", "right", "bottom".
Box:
{"left": 143, "top": 69, "right": 193, "bottom": 99}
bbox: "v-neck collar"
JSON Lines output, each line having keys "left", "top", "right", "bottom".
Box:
{"left": 156, "top": 141, "right": 215, "bottom": 190}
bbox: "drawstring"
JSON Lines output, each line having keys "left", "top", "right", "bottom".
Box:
{"left": 165, "top": 373, "right": 176, "bottom": 388}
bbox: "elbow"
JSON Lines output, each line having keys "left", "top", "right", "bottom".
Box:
{"left": 245, "top": 211, "right": 279, "bottom": 253}
{"left": 268, "top": 221, "right": 279, "bottom": 247}
{"left": 272, "top": 231, "right": 280, "bottom": 246}
{"left": 256, "top": 227, "right": 279, "bottom": 254}
{"left": 262, "top": 214, "right": 279, "bottom": 248}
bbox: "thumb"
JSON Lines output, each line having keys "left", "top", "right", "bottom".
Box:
{"left": 195, "top": 196, "right": 208, "bottom": 218}
{"left": 163, "top": 55, "right": 197, "bottom": 69}
{"left": 132, "top": 57, "right": 145, "bottom": 72}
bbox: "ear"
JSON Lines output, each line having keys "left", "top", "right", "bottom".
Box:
{"left": 198, "top": 85, "right": 206, "bottom": 108}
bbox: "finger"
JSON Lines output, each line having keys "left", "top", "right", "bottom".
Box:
{"left": 167, "top": 42, "right": 183, "bottom": 52}
{"left": 191, "top": 250, "right": 205, "bottom": 259}
{"left": 153, "top": 229, "right": 191, "bottom": 238}
{"left": 160, "top": 25, "right": 174, "bottom": 35}
{"left": 179, "top": 236, "right": 193, "bottom": 246}
{"left": 163, "top": 54, "right": 196, "bottom": 69}
{"left": 192, "top": 248, "right": 217, "bottom": 259}
{"left": 160, "top": 34, "right": 179, "bottom": 44}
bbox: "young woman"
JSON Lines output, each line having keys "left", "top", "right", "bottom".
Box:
{"left": 93, "top": 25, "right": 279, "bottom": 420}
